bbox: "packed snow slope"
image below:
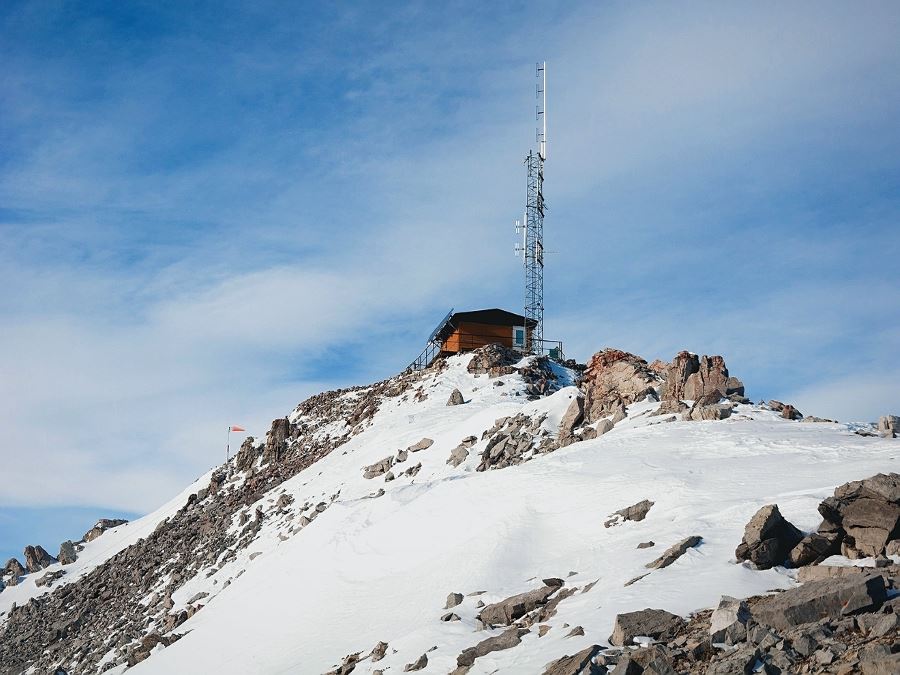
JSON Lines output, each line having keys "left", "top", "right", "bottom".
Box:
{"left": 126, "top": 353, "right": 895, "bottom": 674}
{"left": 1, "top": 346, "right": 896, "bottom": 675}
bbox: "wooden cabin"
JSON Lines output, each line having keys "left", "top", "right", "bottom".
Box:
{"left": 432, "top": 308, "right": 536, "bottom": 358}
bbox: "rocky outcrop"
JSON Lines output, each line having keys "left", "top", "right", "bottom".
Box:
{"left": 477, "top": 413, "right": 554, "bottom": 471}
{"left": 879, "top": 414, "right": 899, "bottom": 438}
{"left": 263, "top": 417, "right": 293, "bottom": 464}
{"left": 0, "top": 370, "right": 423, "bottom": 675}
{"left": 467, "top": 344, "right": 519, "bottom": 376}
{"left": 580, "top": 349, "right": 660, "bottom": 423}
{"left": 82, "top": 518, "right": 129, "bottom": 543}
{"left": 478, "top": 584, "right": 559, "bottom": 627}
{"left": 608, "top": 608, "right": 685, "bottom": 646}
{"left": 604, "top": 499, "right": 654, "bottom": 528}
{"left": 661, "top": 352, "right": 744, "bottom": 403}
{"left": 3, "top": 558, "right": 26, "bottom": 586}
{"left": 23, "top": 545, "right": 56, "bottom": 573}
{"left": 58, "top": 540, "right": 77, "bottom": 565}
{"left": 817, "top": 472, "right": 900, "bottom": 558}
{"left": 734, "top": 504, "right": 803, "bottom": 569}
{"left": 584, "top": 564, "right": 898, "bottom": 674}
{"left": 447, "top": 388, "right": 465, "bottom": 406}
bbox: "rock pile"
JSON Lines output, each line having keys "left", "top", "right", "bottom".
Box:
{"left": 559, "top": 567, "right": 898, "bottom": 674}
{"left": 477, "top": 413, "right": 555, "bottom": 471}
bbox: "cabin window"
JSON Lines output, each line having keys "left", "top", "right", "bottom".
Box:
{"left": 513, "top": 326, "right": 526, "bottom": 348}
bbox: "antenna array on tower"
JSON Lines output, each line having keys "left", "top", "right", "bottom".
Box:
{"left": 515, "top": 62, "right": 547, "bottom": 354}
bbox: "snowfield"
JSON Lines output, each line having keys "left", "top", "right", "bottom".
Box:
{"left": 92, "top": 354, "right": 899, "bottom": 675}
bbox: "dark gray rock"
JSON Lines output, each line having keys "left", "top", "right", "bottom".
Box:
{"left": 479, "top": 585, "right": 558, "bottom": 626}
{"left": 709, "top": 596, "right": 750, "bottom": 643}
{"left": 541, "top": 644, "right": 604, "bottom": 675}
{"left": 734, "top": 504, "right": 804, "bottom": 569}
{"left": 817, "top": 472, "right": 900, "bottom": 558}
{"left": 788, "top": 531, "right": 841, "bottom": 567}
{"left": 457, "top": 628, "right": 528, "bottom": 668}
{"left": 445, "top": 592, "right": 464, "bottom": 609}
{"left": 646, "top": 536, "right": 702, "bottom": 569}
{"left": 752, "top": 573, "right": 886, "bottom": 630}
{"left": 58, "top": 541, "right": 77, "bottom": 566}
{"left": 605, "top": 499, "right": 654, "bottom": 528}
{"left": 447, "top": 389, "right": 465, "bottom": 406}
{"left": 608, "top": 608, "right": 685, "bottom": 646}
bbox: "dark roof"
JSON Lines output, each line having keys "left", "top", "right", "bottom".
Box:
{"left": 431, "top": 308, "right": 535, "bottom": 344}
{"left": 451, "top": 308, "right": 536, "bottom": 328}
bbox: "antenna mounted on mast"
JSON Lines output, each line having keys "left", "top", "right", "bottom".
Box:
{"left": 515, "top": 61, "right": 547, "bottom": 354}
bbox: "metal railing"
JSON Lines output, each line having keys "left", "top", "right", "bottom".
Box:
{"left": 406, "top": 335, "right": 565, "bottom": 373}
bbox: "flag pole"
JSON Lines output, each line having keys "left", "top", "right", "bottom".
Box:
{"left": 226, "top": 426, "right": 231, "bottom": 463}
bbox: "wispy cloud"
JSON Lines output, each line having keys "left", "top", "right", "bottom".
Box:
{"left": 0, "top": 0, "right": 898, "bottom": 523}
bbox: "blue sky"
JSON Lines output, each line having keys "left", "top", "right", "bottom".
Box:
{"left": 1, "top": 1, "right": 899, "bottom": 563}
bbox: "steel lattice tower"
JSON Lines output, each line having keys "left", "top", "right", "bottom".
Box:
{"left": 523, "top": 62, "right": 546, "bottom": 354}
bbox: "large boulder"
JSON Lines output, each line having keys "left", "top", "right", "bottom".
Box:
{"left": 23, "top": 545, "right": 56, "bottom": 573}
{"left": 608, "top": 608, "right": 685, "bottom": 646}
{"left": 446, "top": 388, "right": 465, "bottom": 406}
{"left": 734, "top": 504, "right": 804, "bottom": 569}
{"left": 751, "top": 573, "right": 886, "bottom": 630}
{"left": 557, "top": 396, "right": 584, "bottom": 447}
{"left": 788, "top": 532, "right": 841, "bottom": 567}
{"left": 58, "top": 540, "right": 77, "bottom": 566}
{"left": 878, "top": 415, "right": 899, "bottom": 438}
{"left": 662, "top": 352, "right": 744, "bottom": 403}
{"left": 709, "top": 596, "right": 751, "bottom": 644}
{"left": 82, "top": 518, "right": 128, "bottom": 542}
{"left": 817, "top": 473, "right": 900, "bottom": 558}
{"left": 478, "top": 585, "right": 558, "bottom": 626}
{"left": 580, "top": 349, "right": 660, "bottom": 423}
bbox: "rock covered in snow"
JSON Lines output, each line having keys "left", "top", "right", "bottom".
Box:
{"left": 478, "top": 584, "right": 559, "bottom": 627}
{"left": 604, "top": 499, "right": 654, "bottom": 528}
{"left": 646, "top": 535, "right": 702, "bottom": 569}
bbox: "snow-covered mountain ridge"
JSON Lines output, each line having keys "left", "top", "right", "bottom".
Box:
{"left": 1, "top": 346, "right": 897, "bottom": 674}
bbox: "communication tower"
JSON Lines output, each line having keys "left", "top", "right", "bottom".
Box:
{"left": 515, "top": 62, "right": 547, "bottom": 354}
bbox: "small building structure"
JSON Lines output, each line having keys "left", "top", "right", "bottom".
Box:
{"left": 407, "top": 308, "right": 562, "bottom": 371}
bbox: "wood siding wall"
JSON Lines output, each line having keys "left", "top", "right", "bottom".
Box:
{"left": 440, "top": 321, "right": 531, "bottom": 354}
